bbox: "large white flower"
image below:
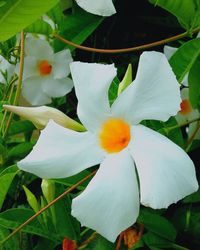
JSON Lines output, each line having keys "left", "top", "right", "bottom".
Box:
{"left": 16, "top": 36, "right": 73, "bottom": 106}
{"left": 75, "top": 0, "right": 116, "bottom": 16}
{"left": 0, "top": 55, "right": 15, "bottom": 84}
{"left": 17, "top": 52, "right": 198, "bottom": 242}
{"left": 176, "top": 88, "right": 200, "bottom": 140}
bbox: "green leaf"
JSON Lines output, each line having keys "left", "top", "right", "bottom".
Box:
{"left": 25, "top": 19, "right": 53, "bottom": 35}
{"left": 0, "top": 0, "right": 59, "bottom": 42}
{"left": 143, "top": 232, "right": 173, "bottom": 249}
{"left": 109, "top": 77, "right": 120, "bottom": 105}
{"left": 8, "top": 120, "right": 35, "bottom": 136}
{"left": 0, "top": 208, "right": 60, "bottom": 242}
{"left": 53, "top": 170, "right": 92, "bottom": 190}
{"left": 169, "top": 38, "right": 200, "bottom": 82}
{"left": 54, "top": 184, "right": 80, "bottom": 240}
{"left": 188, "top": 55, "right": 200, "bottom": 110}
{"left": 54, "top": 7, "right": 103, "bottom": 52}
{"left": 0, "top": 166, "right": 18, "bottom": 209}
{"left": 149, "top": 0, "right": 200, "bottom": 29}
{"left": 183, "top": 188, "right": 200, "bottom": 203}
{"left": 0, "top": 225, "right": 19, "bottom": 250}
{"left": 118, "top": 64, "right": 132, "bottom": 95}
{"left": 138, "top": 208, "right": 177, "bottom": 241}
{"left": 47, "top": 3, "right": 64, "bottom": 26}
{"left": 23, "top": 185, "right": 40, "bottom": 213}
{"left": 8, "top": 142, "right": 34, "bottom": 159}
{"left": 86, "top": 235, "right": 115, "bottom": 250}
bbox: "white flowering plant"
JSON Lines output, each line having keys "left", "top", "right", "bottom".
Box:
{"left": 0, "top": 1, "right": 200, "bottom": 250}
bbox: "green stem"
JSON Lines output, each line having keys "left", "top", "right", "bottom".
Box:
{"left": 2, "top": 31, "right": 25, "bottom": 139}
{"left": 165, "top": 117, "right": 200, "bottom": 132}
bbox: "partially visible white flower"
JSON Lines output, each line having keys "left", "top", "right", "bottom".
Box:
{"left": 176, "top": 88, "right": 200, "bottom": 140}
{"left": 164, "top": 45, "right": 188, "bottom": 86}
{"left": 17, "top": 52, "right": 198, "bottom": 242}
{"left": 0, "top": 55, "right": 15, "bottom": 84}
{"left": 16, "top": 36, "right": 73, "bottom": 106}
{"left": 76, "top": 0, "right": 116, "bottom": 16}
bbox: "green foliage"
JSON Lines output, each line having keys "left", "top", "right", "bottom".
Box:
{"left": 138, "top": 208, "right": 177, "bottom": 241}
{"left": 149, "top": 0, "right": 200, "bottom": 30}
{"left": 0, "top": 165, "right": 18, "bottom": 209}
{"left": 25, "top": 19, "right": 53, "bottom": 35}
{"left": 189, "top": 56, "right": 200, "bottom": 110}
{"left": 0, "top": 0, "right": 59, "bottom": 42}
{"left": 86, "top": 235, "right": 115, "bottom": 249}
{"left": 169, "top": 38, "right": 200, "bottom": 82}
{"left": 54, "top": 7, "right": 103, "bottom": 52}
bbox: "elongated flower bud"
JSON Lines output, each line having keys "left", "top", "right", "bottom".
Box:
{"left": 3, "top": 105, "right": 85, "bottom": 131}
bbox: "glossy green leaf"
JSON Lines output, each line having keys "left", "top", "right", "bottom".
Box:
{"left": 23, "top": 185, "right": 40, "bottom": 213}
{"left": 0, "top": 0, "right": 59, "bottom": 42}
{"left": 0, "top": 166, "right": 18, "bottom": 209}
{"left": 0, "top": 208, "right": 60, "bottom": 242}
{"left": 54, "top": 7, "right": 103, "bottom": 52}
{"left": 86, "top": 235, "right": 115, "bottom": 250}
{"left": 8, "top": 142, "right": 34, "bottom": 159}
{"left": 189, "top": 56, "right": 200, "bottom": 110}
{"left": 143, "top": 232, "right": 173, "bottom": 249}
{"left": 169, "top": 38, "right": 200, "bottom": 82}
{"left": 138, "top": 208, "right": 177, "bottom": 241}
{"left": 149, "top": 0, "right": 200, "bottom": 29}
{"left": 25, "top": 19, "right": 53, "bottom": 35}
{"left": 118, "top": 64, "right": 132, "bottom": 94}
{"left": 183, "top": 188, "right": 200, "bottom": 203}
{"left": 8, "top": 120, "right": 35, "bottom": 136}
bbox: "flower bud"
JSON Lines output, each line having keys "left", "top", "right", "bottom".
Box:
{"left": 3, "top": 105, "right": 85, "bottom": 131}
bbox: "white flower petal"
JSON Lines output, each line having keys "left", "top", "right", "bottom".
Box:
{"left": 16, "top": 56, "right": 38, "bottom": 79}
{"left": 42, "top": 77, "right": 73, "bottom": 98}
{"left": 22, "top": 76, "right": 51, "bottom": 106}
{"left": 18, "top": 120, "right": 104, "bottom": 179}
{"left": 76, "top": 0, "right": 116, "bottom": 16}
{"left": 129, "top": 125, "right": 198, "bottom": 209}
{"left": 111, "top": 51, "right": 181, "bottom": 124}
{"left": 25, "top": 36, "right": 53, "bottom": 60}
{"left": 0, "top": 55, "right": 14, "bottom": 83}
{"left": 52, "top": 50, "right": 73, "bottom": 79}
{"left": 72, "top": 149, "right": 139, "bottom": 242}
{"left": 163, "top": 45, "right": 177, "bottom": 60}
{"left": 70, "top": 62, "right": 117, "bottom": 132}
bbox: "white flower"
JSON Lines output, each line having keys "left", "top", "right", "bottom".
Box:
{"left": 176, "top": 88, "right": 200, "bottom": 140}
{"left": 16, "top": 36, "right": 73, "bottom": 106}
{"left": 0, "top": 55, "right": 15, "bottom": 84}
{"left": 76, "top": 0, "right": 116, "bottom": 16}
{"left": 17, "top": 52, "right": 198, "bottom": 242}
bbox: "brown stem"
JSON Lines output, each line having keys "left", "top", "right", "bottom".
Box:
{"left": 54, "top": 27, "right": 200, "bottom": 54}
{"left": 0, "top": 171, "right": 96, "bottom": 246}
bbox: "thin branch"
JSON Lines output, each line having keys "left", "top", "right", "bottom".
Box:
{"left": 0, "top": 171, "right": 96, "bottom": 246}
{"left": 166, "top": 117, "right": 200, "bottom": 132}
{"left": 54, "top": 27, "right": 200, "bottom": 54}
{"left": 186, "top": 122, "right": 200, "bottom": 152}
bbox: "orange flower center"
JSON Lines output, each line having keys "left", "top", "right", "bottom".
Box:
{"left": 180, "top": 99, "right": 192, "bottom": 115}
{"left": 38, "top": 60, "right": 52, "bottom": 76}
{"left": 99, "top": 118, "right": 131, "bottom": 153}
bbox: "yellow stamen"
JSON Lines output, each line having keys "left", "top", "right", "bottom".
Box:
{"left": 38, "top": 60, "right": 52, "bottom": 76}
{"left": 180, "top": 99, "right": 192, "bottom": 115}
{"left": 99, "top": 118, "right": 131, "bottom": 153}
